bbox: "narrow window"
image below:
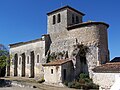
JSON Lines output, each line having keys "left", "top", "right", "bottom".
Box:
{"left": 53, "top": 15, "right": 56, "bottom": 24}
{"left": 27, "top": 56, "right": 29, "bottom": 64}
{"left": 57, "top": 14, "right": 61, "bottom": 23}
{"left": 19, "top": 57, "right": 21, "bottom": 65}
{"left": 51, "top": 69, "right": 53, "bottom": 74}
{"left": 72, "top": 14, "right": 75, "bottom": 24}
{"left": 37, "top": 55, "right": 39, "bottom": 63}
{"left": 76, "top": 16, "right": 79, "bottom": 24}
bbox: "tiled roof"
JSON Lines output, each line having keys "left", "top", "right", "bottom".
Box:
{"left": 93, "top": 62, "right": 120, "bottom": 73}
{"left": 110, "top": 57, "right": 120, "bottom": 62}
{"left": 67, "top": 21, "right": 109, "bottom": 30}
{"left": 9, "top": 38, "right": 44, "bottom": 48}
{"left": 42, "top": 59, "right": 72, "bottom": 66}
{"left": 47, "top": 5, "right": 85, "bottom": 16}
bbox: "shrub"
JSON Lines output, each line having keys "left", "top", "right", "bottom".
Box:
{"left": 63, "top": 81, "right": 68, "bottom": 86}
{"left": 86, "top": 82, "right": 99, "bottom": 89}
{"left": 79, "top": 73, "right": 89, "bottom": 79}
{"left": 37, "top": 77, "right": 45, "bottom": 83}
{"left": 68, "top": 82, "right": 74, "bottom": 88}
{"left": 64, "top": 73, "right": 99, "bottom": 89}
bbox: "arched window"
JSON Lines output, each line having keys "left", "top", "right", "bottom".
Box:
{"left": 53, "top": 15, "right": 56, "bottom": 24}
{"left": 76, "top": 16, "right": 79, "bottom": 24}
{"left": 27, "top": 56, "right": 29, "bottom": 64}
{"left": 37, "top": 55, "right": 39, "bottom": 63}
{"left": 57, "top": 14, "right": 61, "bottom": 23}
{"left": 72, "top": 14, "right": 75, "bottom": 24}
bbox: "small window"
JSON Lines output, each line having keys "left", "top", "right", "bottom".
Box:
{"left": 76, "top": 16, "right": 79, "bottom": 24}
{"left": 72, "top": 14, "right": 74, "bottom": 24}
{"left": 27, "top": 56, "right": 29, "bottom": 64}
{"left": 57, "top": 14, "right": 61, "bottom": 23}
{"left": 51, "top": 69, "right": 53, "bottom": 74}
{"left": 37, "top": 55, "right": 39, "bottom": 63}
{"left": 53, "top": 15, "right": 56, "bottom": 24}
{"left": 19, "top": 57, "right": 21, "bottom": 65}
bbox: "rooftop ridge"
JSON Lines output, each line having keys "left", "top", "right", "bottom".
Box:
{"left": 47, "top": 5, "right": 85, "bottom": 16}
{"left": 67, "top": 21, "right": 109, "bottom": 30}
{"left": 9, "top": 38, "right": 43, "bottom": 48}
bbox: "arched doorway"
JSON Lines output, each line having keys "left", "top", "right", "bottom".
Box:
{"left": 30, "top": 51, "right": 34, "bottom": 78}
{"left": 21, "top": 53, "right": 25, "bottom": 77}
{"left": 14, "top": 54, "right": 18, "bottom": 76}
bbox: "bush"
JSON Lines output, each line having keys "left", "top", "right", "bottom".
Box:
{"left": 79, "top": 73, "right": 89, "bottom": 79}
{"left": 37, "top": 78, "right": 45, "bottom": 83}
{"left": 86, "top": 82, "right": 99, "bottom": 89}
{"left": 64, "top": 73, "right": 99, "bottom": 89}
{"left": 63, "top": 81, "right": 68, "bottom": 86}
{"left": 68, "top": 81, "right": 88, "bottom": 89}
{"left": 68, "top": 82, "right": 74, "bottom": 88}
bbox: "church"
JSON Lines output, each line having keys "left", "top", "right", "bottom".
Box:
{"left": 6, "top": 6, "right": 116, "bottom": 89}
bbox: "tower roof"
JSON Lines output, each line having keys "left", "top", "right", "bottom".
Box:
{"left": 67, "top": 21, "right": 109, "bottom": 30}
{"left": 47, "top": 5, "right": 85, "bottom": 16}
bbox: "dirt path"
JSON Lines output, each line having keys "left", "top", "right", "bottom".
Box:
{"left": 0, "top": 86, "right": 40, "bottom": 90}
{"left": 1, "top": 77, "right": 76, "bottom": 90}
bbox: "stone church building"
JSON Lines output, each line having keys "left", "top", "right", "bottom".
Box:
{"left": 6, "top": 6, "right": 110, "bottom": 87}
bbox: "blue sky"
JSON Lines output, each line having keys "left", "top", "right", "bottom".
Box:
{"left": 0, "top": 0, "right": 119, "bottom": 60}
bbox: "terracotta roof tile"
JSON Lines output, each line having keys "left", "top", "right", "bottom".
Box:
{"left": 42, "top": 59, "right": 72, "bottom": 66}
{"left": 93, "top": 62, "right": 120, "bottom": 73}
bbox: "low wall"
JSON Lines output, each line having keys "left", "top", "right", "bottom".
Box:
{"left": 92, "top": 73, "right": 120, "bottom": 89}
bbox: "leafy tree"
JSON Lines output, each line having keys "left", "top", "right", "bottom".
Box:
{"left": 0, "top": 50, "right": 9, "bottom": 77}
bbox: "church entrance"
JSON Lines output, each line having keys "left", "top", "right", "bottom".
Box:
{"left": 21, "top": 53, "right": 25, "bottom": 77}
{"left": 14, "top": 54, "right": 18, "bottom": 76}
{"left": 30, "top": 51, "right": 34, "bottom": 78}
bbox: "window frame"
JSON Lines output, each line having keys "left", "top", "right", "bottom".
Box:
{"left": 53, "top": 15, "right": 56, "bottom": 24}
{"left": 72, "top": 14, "right": 75, "bottom": 24}
{"left": 37, "top": 54, "right": 40, "bottom": 63}
{"left": 76, "top": 16, "right": 79, "bottom": 24}
{"left": 57, "top": 13, "right": 61, "bottom": 23}
{"left": 51, "top": 69, "right": 53, "bottom": 74}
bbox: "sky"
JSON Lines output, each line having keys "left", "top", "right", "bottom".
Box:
{"left": 0, "top": 0, "right": 120, "bottom": 60}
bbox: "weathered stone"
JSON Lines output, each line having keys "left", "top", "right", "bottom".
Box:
{"left": 7, "top": 6, "right": 109, "bottom": 87}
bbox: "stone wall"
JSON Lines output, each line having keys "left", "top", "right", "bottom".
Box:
{"left": 47, "top": 10, "right": 67, "bottom": 34}
{"left": 49, "top": 23, "right": 109, "bottom": 78}
{"left": 44, "top": 66, "right": 62, "bottom": 85}
{"left": 67, "top": 9, "right": 83, "bottom": 26}
{"left": 44, "top": 61, "right": 73, "bottom": 86}
{"left": 92, "top": 72, "right": 120, "bottom": 89}
{"left": 9, "top": 39, "right": 46, "bottom": 78}
{"left": 61, "top": 61, "right": 74, "bottom": 82}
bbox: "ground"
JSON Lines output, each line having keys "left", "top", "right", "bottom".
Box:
{"left": 0, "top": 77, "right": 76, "bottom": 90}
{"left": 0, "top": 86, "right": 39, "bottom": 90}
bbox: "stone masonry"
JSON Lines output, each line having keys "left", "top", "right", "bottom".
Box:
{"left": 7, "top": 6, "right": 109, "bottom": 82}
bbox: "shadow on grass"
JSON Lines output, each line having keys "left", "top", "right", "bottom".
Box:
{"left": 0, "top": 79, "right": 12, "bottom": 87}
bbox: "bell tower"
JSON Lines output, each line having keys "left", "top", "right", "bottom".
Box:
{"left": 47, "top": 6, "right": 85, "bottom": 35}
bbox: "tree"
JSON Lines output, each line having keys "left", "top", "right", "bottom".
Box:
{"left": 0, "top": 50, "right": 9, "bottom": 77}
